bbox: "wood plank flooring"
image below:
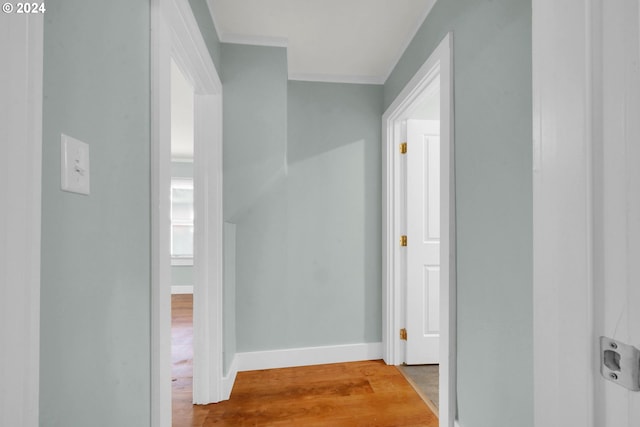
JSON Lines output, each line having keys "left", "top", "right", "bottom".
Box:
{"left": 172, "top": 294, "right": 438, "bottom": 427}
{"left": 172, "top": 294, "right": 195, "bottom": 423}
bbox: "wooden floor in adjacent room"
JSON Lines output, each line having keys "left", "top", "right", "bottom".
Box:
{"left": 172, "top": 294, "right": 438, "bottom": 427}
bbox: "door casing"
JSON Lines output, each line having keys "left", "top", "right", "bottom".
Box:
{"left": 382, "top": 32, "right": 456, "bottom": 427}
{"left": 151, "top": 0, "right": 224, "bottom": 425}
{"left": 533, "top": 0, "right": 640, "bottom": 426}
{"left": 0, "top": 12, "right": 43, "bottom": 427}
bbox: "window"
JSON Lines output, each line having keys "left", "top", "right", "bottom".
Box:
{"left": 171, "top": 178, "right": 193, "bottom": 265}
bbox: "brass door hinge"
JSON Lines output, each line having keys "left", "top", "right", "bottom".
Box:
{"left": 400, "top": 142, "right": 407, "bottom": 154}
{"left": 400, "top": 235, "right": 407, "bottom": 247}
{"left": 400, "top": 328, "right": 407, "bottom": 340}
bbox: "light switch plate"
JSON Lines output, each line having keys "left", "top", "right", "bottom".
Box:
{"left": 61, "top": 134, "right": 90, "bottom": 195}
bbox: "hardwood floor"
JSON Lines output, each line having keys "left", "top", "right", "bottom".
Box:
{"left": 172, "top": 294, "right": 438, "bottom": 427}
{"left": 172, "top": 294, "right": 195, "bottom": 424}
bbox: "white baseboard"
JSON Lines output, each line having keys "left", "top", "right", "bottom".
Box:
{"left": 236, "top": 342, "right": 383, "bottom": 372}
{"left": 454, "top": 421, "right": 462, "bottom": 427}
{"left": 222, "top": 355, "right": 239, "bottom": 400}
{"left": 171, "top": 285, "right": 193, "bottom": 294}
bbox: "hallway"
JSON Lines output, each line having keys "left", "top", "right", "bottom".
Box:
{"left": 171, "top": 295, "right": 438, "bottom": 426}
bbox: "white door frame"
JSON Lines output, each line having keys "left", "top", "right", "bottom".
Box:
{"left": 382, "top": 32, "right": 456, "bottom": 427}
{"left": 532, "top": 1, "right": 597, "bottom": 426}
{"left": 151, "top": 0, "right": 224, "bottom": 425}
{"left": 534, "top": 1, "right": 640, "bottom": 426}
{"left": 0, "top": 12, "right": 43, "bottom": 427}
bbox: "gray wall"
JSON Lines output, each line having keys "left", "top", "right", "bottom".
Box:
{"left": 221, "top": 43, "right": 288, "bottom": 352}
{"left": 287, "top": 81, "right": 383, "bottom": 346}
{"left": 189, "top": 0, "right": 221, "bottom": 75}
{"left": 171, "top": 266, "right": 194, "bottom": 287}
{"left": 40, "top": 0, "right": 151, "bottom": 425}
{"left": 384, "top": 1, "right": 533, "bottom": 426}
{"left": 222, "top": 44, "right": 288, "bottom": 222}
{"left": 221, "top": 43, "right": 384, "bottom": 352}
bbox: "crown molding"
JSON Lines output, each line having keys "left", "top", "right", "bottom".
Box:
{"left": 220, "top": 33, "right": 289, "bottom": 48}
{"left": 288, "top": 72, "right": 385, "bottom": 85}
{"left": 205, "top": 0, "right": 288, "bottom": 49}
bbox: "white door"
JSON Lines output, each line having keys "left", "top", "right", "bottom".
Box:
{"left": 596, "top": 0, "right": 640, "bottom": 424}
{"left": 405, "top": 119, "right": 440, "bottom": 365}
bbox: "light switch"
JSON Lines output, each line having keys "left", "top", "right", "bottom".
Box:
{"left": 61, "top": 134, "right": 90, "bottom": 195}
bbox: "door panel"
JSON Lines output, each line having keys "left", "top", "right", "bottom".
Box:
{"left": 424, "top": 266, "right": 440, "bottom": 333}
{"left": 406, "top": 119, "right": 440, "bottom": 365}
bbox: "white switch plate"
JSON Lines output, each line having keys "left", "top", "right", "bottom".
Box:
{"left": 61, "top": 134, "right": 90, "bottom": 195}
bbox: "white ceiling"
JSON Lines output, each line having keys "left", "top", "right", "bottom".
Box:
{"left": 207, "top": 0, "right": 436, "bottom": 84}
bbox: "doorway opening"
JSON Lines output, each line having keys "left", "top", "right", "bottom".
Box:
{"left": 169, "top": 57, "right": 196, "bottom": 414}
{"left": 151, "top": 0, "right": 224, "bottom": 426}
{"left": 382, "top": 33, "right": 456, "bottom": 427}
{"left": 170, "top": 58, "right": 195, "bottom": 293}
